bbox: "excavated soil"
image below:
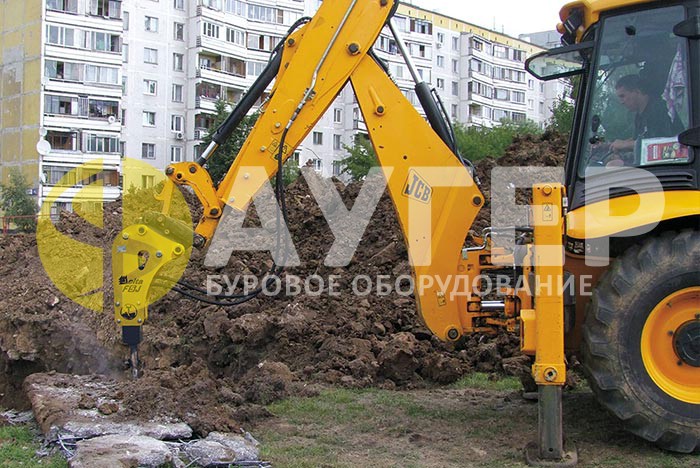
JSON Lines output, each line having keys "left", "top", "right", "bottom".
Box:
{"left": 0, "top": 132, "right": 566, "bottom": 435}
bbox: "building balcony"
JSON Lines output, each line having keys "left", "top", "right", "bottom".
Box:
{"left": 352, "top": 119, "right": 367, "bottom": 132}
{"left": 194, "top": 96, "right": 218, "bottom": 112}
{"left": 196, "top": 66, "right": 247, "bottom": 89}
{"left": 42, "top": 184, "right": 121, "bottom": 204}
{"left": 42, "top": 150, "right": 121, "bottom": 168}
{"left": 43, "top": 115, "right": 122, "bottom": 132}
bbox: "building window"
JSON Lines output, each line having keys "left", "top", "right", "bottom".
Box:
{"left": 44, "top": 60, "right": 82, "bottom": 81}
{"left": 46, "top": 131, "right": 78, "bottom": 151}
{"left": 512, "top": 91, "right": 525, "bottom": 103}
{"left": 89, "top": 0, "right": 121, "bottom": 19}
{"left": 226, "top": 27, "right": 245, "bottom": 46}
{"left": 47, "top": 0, "right": 78, "bottom": 14}
{"left": 451, "top": 81, "right": 458, "bottom": 96}
{"left": 142, "top": 143, "right": 156, "bottom": 159}
{"left": 174, "top": 22, "right": 184, "bottom": 40}
{"left": 173, "top": 53, "right": 184, "bottom": 71}
{"left": 436, "top": 55, "right": 444, "bottom": 68}
{"left": 452, "top": 36, "right": 459, "bottom": 51}
{"left": 247, "top": 3, "right": 283, "bottom": 24}
{"left": 452, "top": 59, "right": 458, "bottom": 73}
{"left": 203, "top": 22, "right": 219, "bottom": 38}
{"left": 528, "top": 79, "right": 534, "bottom": 90}
{"left": 314, "top": 159, "right": 322, "bottom": 172}
{"left": 89, "top": 99, "right": 119, "bottom": 119}
{"left": 333, "top": 108, "right": 342, "bottom": 124}
{"left": 436, "top": 32, "right": 444, "bottom": 44}
{"left": 123, "top": 11, "right": 129, "bottom": 29}
{"left": 246, "top": 61, "right": 265, "bottom": 76}
{"left": 410, "top": 19, "right": 432, "bottom": 35}
{"left": 143, "top": 111, "right": 156, "bottom": 126}
{"left": 171, "top": 115, "right": 184, "bottom": 132}
{"left": 246, "top": 33, "right": 280, "bottom": 52}
{"left": 436, "top": 78, "right": 444, "bottom": 90}
{"left": 85, "top": 65, "right": 119, "bottom": 85}
{"left": 145, "top": 16, "right": 159, "bottom": 32}
{"left": 144, "top": 47, "right": 158, "bottom": 64}
{"left": 173, "top": 0, "right": 184, "bottom": 10}
{"left": 172, "top": 84, "right": 183, "bottom": 102}
{"left": 332, "top": 160, "right": 342, "bottom": 177}
{"left": 86, "top": 134, "right": 119, "bottom": 153}
{"left": 333, "top": 134, "right": 341, "bottom": 150}
{"left": 144, "top": 79, "right": 157, "bottom": 95}
{"left": 312, "top": 132, "right": 323, "bottom": 145}
{"left": 170, "top": 146, "right": 183, "bottom": 162}
{"left": 122, "top": 43, "right": 128, "bottom": 62}
{"left": 495, "top": 88, "right": 510, "bottom": 101}
{"left": 44, "top": 95, "right": 78, "bottom": 115}
{"left": 451, "top": 104, "right": 458, "bottom": 120}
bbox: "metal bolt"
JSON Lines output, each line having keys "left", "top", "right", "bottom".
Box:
{"left": 137, "top": 319, "right": 142, "bottom": 324}
{"left": 287, "top": 38, "right": 295, "bottom": 46}
{"left": 115, "top": 302, "right": 121, "bottom": 307}
{"left": 447, "top": 328, "right": 460, "bottom": 340}
{"left": 275, "top": 122, "right": 281, "bottom": 128}
{"left": 229, "top": 197, "right": 235, "bottom": 203}
{"left": 210, "top": 207, "right": 220, "bottom": 216}
{"left": 193, "top": 235, "right": 206, "bottom": 249}
{"left": 260, "top": 146, "right": 267, "bottom": 152}
{"left": 155, "top": 251, "right": 162, "bottom": 258}
{"left": 348, "top": 43, "right": 360, "bottom": 55}
{"left": 380, "top": 0, "right": 388, "bottom": 5}
{"left": 165, "top": 167, "right": 175, "bottom": 175}
{"left": 244, "top": 173, "right": 250, "bottom": 180}
{"left": 677, "top": 360, "right": 683, "bottom": 366}
{"left": 376, "top": 106, "right": 385, "bottom": 114}
{"left": 472, "top": 196, "right": 482, "bottom": 206}
{"left": 542, "top": 185, "right": 553, "bottom": 196}
{"left": 668, "top": 330, "right": 674, "bottom": 336}
{"left": 189, "top": 165, "right": 197, "bottom": 174}
{"left": 544, "top": 368, "right": 558, "bottom": 382}
{"left": 117, "top": 319, "right": 121, "bottom": 323}
{"left": 122, "top": 233, "right": 129, "bottom": 240}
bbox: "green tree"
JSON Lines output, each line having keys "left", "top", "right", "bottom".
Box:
{"left": 340, "top": 135, "right": 377, "bottom": 181}
{"left": 202, "top": 99, "right": 259, "bottom": 184}
{"left": 454, "top": 119, "right": 542, "bottom": 162}
{"left": 0, "top": 168, "right": 38, "bottom": 232}
{"left": 547, "top": 97, "right": 575, "bottom": 134}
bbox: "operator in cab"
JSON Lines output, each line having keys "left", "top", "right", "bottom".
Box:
{"left": 607, "top": 74, "right": 675, "bottom": 165}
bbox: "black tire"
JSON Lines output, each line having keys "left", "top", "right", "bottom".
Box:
{"left": 582, "top": 230, "right": 700, "bottom": 453}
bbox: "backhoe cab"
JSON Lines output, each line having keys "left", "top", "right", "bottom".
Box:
{"left": 527, "top": 0, "right": 700, "bottom": 455}
{"left": 112, "top": 0, "right": 699, "bottom": 464}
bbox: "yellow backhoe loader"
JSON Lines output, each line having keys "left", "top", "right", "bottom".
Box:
{"left": 111, "top": 0, "right": 699, "bottom": 464}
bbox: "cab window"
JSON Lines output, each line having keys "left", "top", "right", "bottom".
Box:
{"left": 581, "top": 5, "right": 690, "bottom": 175}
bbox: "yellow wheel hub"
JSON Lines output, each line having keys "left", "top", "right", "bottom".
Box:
{"left": 641, "top": 287, "right": 700, "bottom": 404}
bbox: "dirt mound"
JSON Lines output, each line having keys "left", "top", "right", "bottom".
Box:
{"left": 0, "top": 132, "right": 567, "bottom": 434}
{"left": 473, "top": 130, "right": 567, "bottom": 232}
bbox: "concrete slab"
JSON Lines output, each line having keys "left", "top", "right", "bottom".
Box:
{"left": 24, "top": 373, "right": 192, "bottom": 441}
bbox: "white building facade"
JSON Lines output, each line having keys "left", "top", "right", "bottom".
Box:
{"left": 4, "top": 0, "right": 567, "bottom": 205}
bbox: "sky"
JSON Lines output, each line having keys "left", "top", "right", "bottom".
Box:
{"left": 406, "top": 0, "right": 565, "bottom": 38}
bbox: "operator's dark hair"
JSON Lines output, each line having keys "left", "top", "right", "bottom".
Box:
{"left": 616, "top": 74, "right": 649, "bottom": 94}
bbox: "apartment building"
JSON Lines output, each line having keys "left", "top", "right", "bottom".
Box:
{"left": 305, "top": 3, "right": 568, "bottom": 178}
{"left": 0, "top": 0, "right": 566, "bottom": 205}
{"left": 117, "top": 0, "right": 306, "bottom": 181}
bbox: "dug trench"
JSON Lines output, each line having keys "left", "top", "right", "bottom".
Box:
{"left": 0, "top": 132, "right": 569, "bottom": 453}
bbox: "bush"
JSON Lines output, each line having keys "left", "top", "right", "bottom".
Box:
{"left": 0, "top": 168, "right": 38, "bottom": 232}
{"left": 454, "top": 119, "right": 542, "bottom": 162}
{"left": 340, "top": 136, "right": 377, "bottom": 181}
